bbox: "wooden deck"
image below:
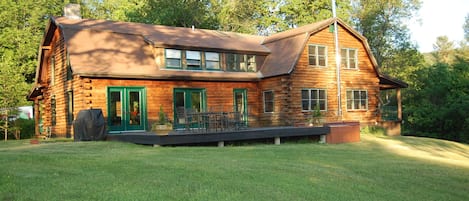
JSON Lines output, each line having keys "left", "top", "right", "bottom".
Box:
{"left": 106, "top": 126, "right": 330, "bottom": 146}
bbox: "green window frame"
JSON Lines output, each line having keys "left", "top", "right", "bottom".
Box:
{"left": 263, "top": 90, "right": 274, "bottom": 113}
{"left": 301, "top": 89, "right": 327, "bottom": 111}
{"left": 341, "top": 48, "right": 358, "bottom": 69}
{"left": 165, "top": 49, "right": 182, "bottom": 68}
{"left": 186, "top": 50, "right": 201, "bottom": 69}
{"left": 226, "top": 53, "right": 256, "bottom": 72}
{"left": 308, "top": 44, "right": 327, "bottom": 67}
{"left": 205, "top": 52, "right": 220, "bottom": 70}
{"left": 346, "top": 90, "right": 368, "bottom": 110}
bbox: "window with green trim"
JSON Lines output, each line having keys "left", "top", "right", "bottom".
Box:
{"left": 165, "top": 49, "right": 182, "bottom": 68}
{"left": 226, "top": 53, "right": 256, "bottom": 72}
{"left": 205, "top": 52, "right": 220, "bottom": 70}
{"left": 186, "top": 50, "right": 201, "bottom": 69}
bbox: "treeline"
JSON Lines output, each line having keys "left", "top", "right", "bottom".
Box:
{"left": 403, "top": 35, "right": 469, "bottom": 143}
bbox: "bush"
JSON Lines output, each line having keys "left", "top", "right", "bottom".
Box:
{"left": 1, "top": 119, "right": 36, "bottom": 139}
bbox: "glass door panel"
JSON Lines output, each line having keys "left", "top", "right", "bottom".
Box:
{"left": 234, "top": 89, "right": 248, "bottom": 126}
{"left": 109, "top": 89, "right": 124, "bottom": 131}
{"left": 174, "top": 88, "right": 206, "bottom": 129}
{"left": 108, "top": 87, "right": 146, "bottom": 132}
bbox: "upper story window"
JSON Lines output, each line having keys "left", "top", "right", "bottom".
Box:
{"left": 263, "top": 90, "right": 274, "bottom": 113}
{"left": 308, "top": 44, "right": 327, "bottom": 67}
{"left": 301, "top": 89, "right": 327, "bottom": 111}
{"left": 226, "top": 53, "right": 256, "bottom": 72}
{"left": 164, "top": 48, "right": 257, "bottom": 72}
{"left": 341, "top": 48, "right": 358, "bottom": 69}
{"left": 165, "top": 49, "right": 182, "bottom": 68}
{"left": 205, "top": 52, "right": 220, "bottom": 70}
{"left": 186, "top": 50, "right": 201, "bottom": 69}
{"left": 346, "top": 89, "right": 368, "bottom": 110}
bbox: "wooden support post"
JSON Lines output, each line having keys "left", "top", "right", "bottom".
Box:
{"left": 320, "top": 135, "right": 326, "bottom": 144}
{"left": 218, "top": 141, "right": 224, "bottom": 147}
{"left": 153, "top": 144, "right": 161, "bottom": 148}
{"left": 34, "top": 99, "right": 40, "bottom": 137}
{"left": 397, "top": 88, "right": 402, "bottom": 121}
{"left": 274, "top": 137, "right": 280, "bottom": 145}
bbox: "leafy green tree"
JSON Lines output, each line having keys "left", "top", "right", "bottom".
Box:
{"left": 350, "top": 0, "right": 422, "bottom": 69}
{"left": 127, "top": 0, "right": 218, "bottom": 29}
{"left": 278, "top": 0, "right": 352, "bottom": 30}
{"left": 432, "top": 36, "right": 455, "bottom": 64}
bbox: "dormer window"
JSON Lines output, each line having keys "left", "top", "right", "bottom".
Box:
{"left": 205, "top": 52, "right": 220, "bottom": 70}
{"left": 165, "top": 49, "right": 182, "bottom": 68}
{"left": 186, "top": 50, "right": 201, "bottom": 69}
{"left": 226, "top": 53, "right": 256, "bottom": 72}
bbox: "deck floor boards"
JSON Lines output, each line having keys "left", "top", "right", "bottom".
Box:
{"left": 106, "top": 126, "right": 330, "bottom": 146}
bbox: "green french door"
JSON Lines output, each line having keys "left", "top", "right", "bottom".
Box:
{"left": 173, "top": 88, "right": 206, "bottom": 129}
{"left": 234, "top": 89, "right": 248, "bottom": 126}
{"left": 108, "top": 87, "right": 146, "bottom": 132}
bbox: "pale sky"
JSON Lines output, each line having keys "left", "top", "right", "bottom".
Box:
{"left": 407, "top": 0, "right": 469, "bottom": 52}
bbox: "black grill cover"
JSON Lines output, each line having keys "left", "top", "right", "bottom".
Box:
{"left": 73, "top": 109, "right": 106, "bottom": 141}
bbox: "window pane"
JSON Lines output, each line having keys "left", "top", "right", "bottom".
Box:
{"left": 226, "top": 53, "right": 237, "bottom": 71}
{"left": 264, "top": 91, "right": 274, "bottom": 112}
{"left": 319, "top": 100, "right": 326, "bottom": 110}
{"left": 205, "top": 52, "right": 219, "bottom": 61}
{"left": 318, "top": 57, "right": 326, "bottom": 66}
{"left": 206, "top": 61, "right": 220, "bottom": 69}
{"left": 166, "top": 49, "right": 181, "bottom": 58}
{"left": 301, "top": 90, "right": 308, "bottom": 99}
{"left": 318, "top": 46, "right": 325, "bottom": 56}
{"left": 309, "top": 56, "right": 317, "bottom": 65}
{"left": 311, "top": 90, "right": 318, "bottom": 99}
{"left": 187, "top": 59, "right": 201, "bottom": 68}
{"left": 354, "top": 91, "right": 360, "bottom": 99}
{"left": 247, "top": 55, "right": 256, "bottom": 72}
{"left": 319, "top": 90, "right": 326, "bottom": 99}
{"left": 360, "top": 91, "right": 367, "bottom": 99}
{"left": 239, "top": 55, "right": 247, "bottom": 72}
{"left": 302, "top": 100, "right": 309, "bottom": 110}
{"left": 309, "top": 45, "right": 316, "bottom": 55}
{"left": 186, "top": 51, "right": 201, "bottom": 60}
{"left": 166, "top": 59, "right": 181, "bottom": 68}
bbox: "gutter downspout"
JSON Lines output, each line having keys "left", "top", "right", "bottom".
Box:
{"left": 332, "top": 0, "right": 342, "bottom": 118}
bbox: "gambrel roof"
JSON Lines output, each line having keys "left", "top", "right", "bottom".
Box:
{"left": 31, "top": 16, "right": 406, "bottom": 94}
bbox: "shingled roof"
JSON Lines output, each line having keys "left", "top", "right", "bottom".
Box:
{"left": 37, "top": 16, "right": 406, "bottom": 88}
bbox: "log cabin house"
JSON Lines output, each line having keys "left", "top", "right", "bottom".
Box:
{"left": 27, "top": 12, "right": 407, "bottom": 138}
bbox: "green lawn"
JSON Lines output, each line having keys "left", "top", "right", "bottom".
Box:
{"left": 1, "top": 134, "right": 468, "bottom": 201}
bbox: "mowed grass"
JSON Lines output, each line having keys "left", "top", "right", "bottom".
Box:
{"left": 1, "top": 134, "right": 468, "bottom": 201}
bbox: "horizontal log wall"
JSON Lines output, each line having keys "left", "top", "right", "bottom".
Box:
{"left": 290, "top": 24, "right": 380, "bottom": 125}
{"left": 87, "top": 79, "right": 261, "bottom": 130}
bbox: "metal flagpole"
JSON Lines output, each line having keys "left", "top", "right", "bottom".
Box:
{"left": 332, "top": 0, "right": 342, "bottom": 118}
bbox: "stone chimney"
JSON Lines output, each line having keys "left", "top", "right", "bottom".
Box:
{"left": 64, "top": 3, "right": 81, "bottom": 19}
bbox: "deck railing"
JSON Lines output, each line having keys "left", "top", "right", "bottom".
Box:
{"left": 175, "top": 109, "right": 246, "bottom": 133}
